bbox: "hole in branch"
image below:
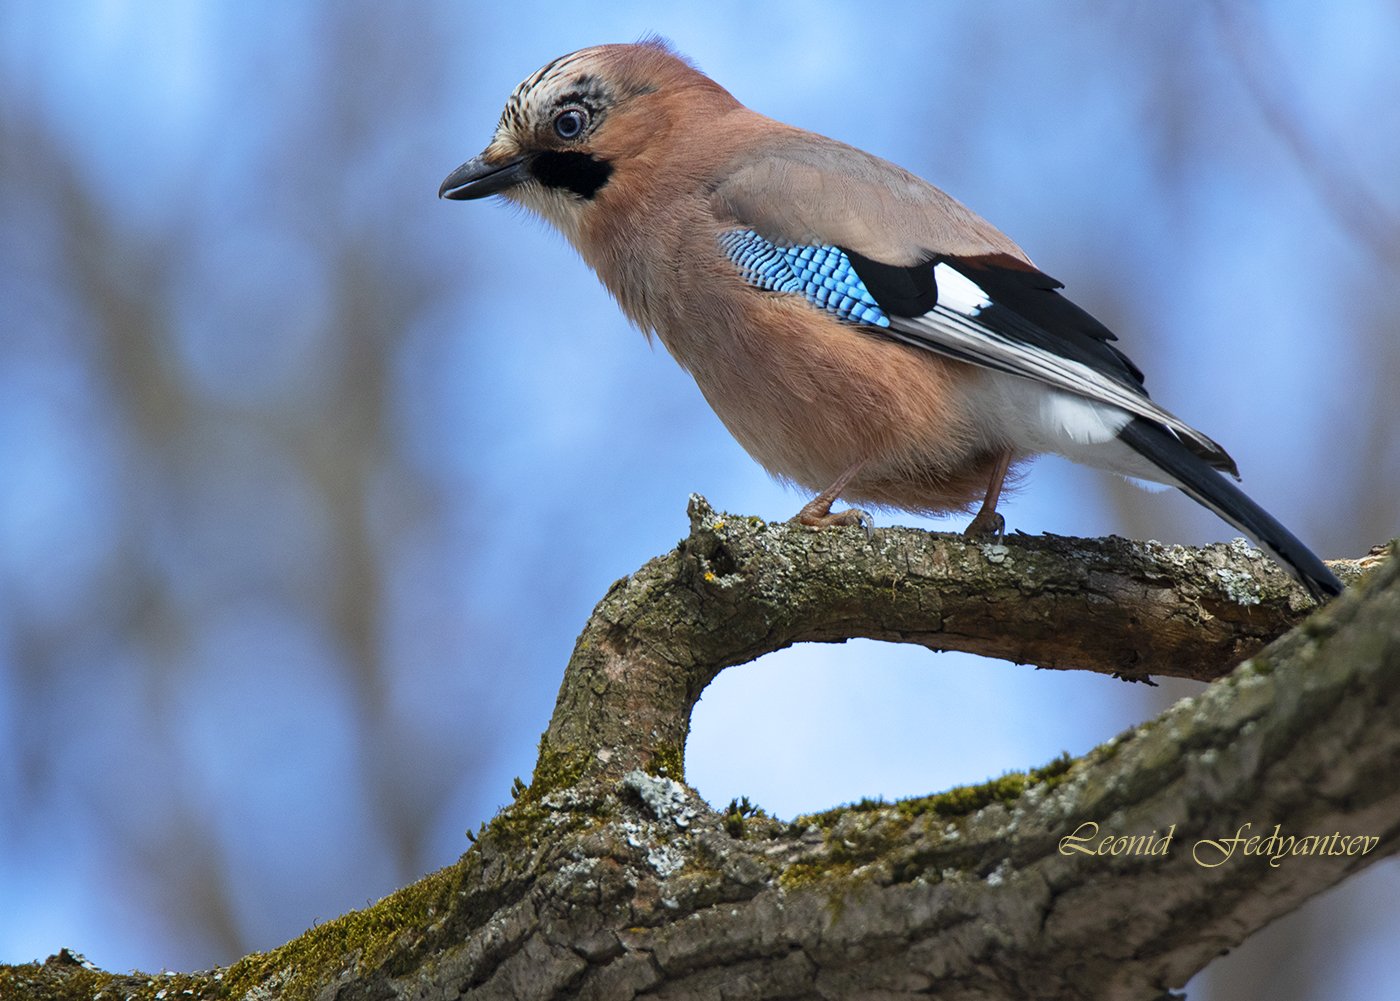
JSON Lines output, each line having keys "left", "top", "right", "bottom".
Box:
{"left": 685, "top": 639, "right": 1200, "bottom": 820}
{"left": 705, "top": 541, "right": 739, "bottom": 579}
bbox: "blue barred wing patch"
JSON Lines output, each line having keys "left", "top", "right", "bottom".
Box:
{"left": 718, "top": 229, "right": 890, "bottom": 328}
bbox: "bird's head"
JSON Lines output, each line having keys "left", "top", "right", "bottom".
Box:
{"left": 439, "top": 40, "right": 735, "bottom": 242}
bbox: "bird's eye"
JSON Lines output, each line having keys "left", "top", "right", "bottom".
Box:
{"left": 553, "top": 108, "right": 587, "bottom": 140}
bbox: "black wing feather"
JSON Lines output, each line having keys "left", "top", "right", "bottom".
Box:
{"left": 939, "top": 257, "right": 1147, "bottom": 392}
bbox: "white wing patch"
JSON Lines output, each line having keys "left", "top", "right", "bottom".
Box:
{"left": 932, "top": 262, "right": 990, "bottom": 315}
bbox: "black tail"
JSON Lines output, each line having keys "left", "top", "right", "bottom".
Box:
{"left": 1118, "top": 418, "right": 1342, "bottom": 601}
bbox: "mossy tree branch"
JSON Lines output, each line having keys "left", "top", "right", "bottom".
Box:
{"left": 3, "top": 497, "right": 1393, "bottom": 1001}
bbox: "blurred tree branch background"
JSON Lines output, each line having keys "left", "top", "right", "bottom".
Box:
{"left": 1, "top": 3, "right": 1396, "bottom": 998}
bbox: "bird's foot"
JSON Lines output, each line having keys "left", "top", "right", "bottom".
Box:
{"left": 794, "top": 498, "right": 874, "bottom": 539}
{"left": 962, "top": 509, "right": 1005, "bottom": 541}
{"left": 792, "top": 462, "right": 874, "bottom": 539}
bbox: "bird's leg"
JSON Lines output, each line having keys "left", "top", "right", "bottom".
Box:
{"left": 963, "top": 450, "right": 1013, "bottom": 540}
{"left": 794, "top": 461, "right": 873, "bottom": 537}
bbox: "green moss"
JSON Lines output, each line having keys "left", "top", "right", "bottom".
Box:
{"left": 797, "top": 757, "right": 1068, "bottom": 832}
{"left": 778, "top": 859, "right": 857, "bottom": 891}
{"left": 928, "top": 776, "right": 1024, "bottom": 816}
{"left": 1247, "top": 653, "right": 1274, "bottom": 677}
{"left": 776, "top": 756, "right": 1077, "bottom": 901}
{"left": 912, "top": 752, "right": 1074, "bottom": 818}
{"left": 722, "top": 796, "right": 765, "bottom": 838}
{"left": 474, "top": 798, "right": 553, "bottom": 859}
{"left": 799, "top": 753, "right": 1076, "bottom": 832}
{"left": 0, "top": 864, "right": 473, "bottom": 1001}
{"left": 0, "top": 953, "right": 230, "bottom": 1001}
{"left": 221, "top": 862, "right": 464, "bottom": 1001}
{"left": 647, "top": 741, "right": 686, "bottom": 782}
{"left": 528, "top": 741, "right": 591, "bottom": 799}
{"left": 1030, "top": 751, "right": 1074, "bottom": 788}
{"left": 476, "top": 771, "right": 617, "bottom": 861}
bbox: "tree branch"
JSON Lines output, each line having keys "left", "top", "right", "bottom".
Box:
{"left": 3, "top": 497, "right": 1390, "bottom": 1001}
{"left": 539, "top": 495, "right": 1371, "bottom": 783}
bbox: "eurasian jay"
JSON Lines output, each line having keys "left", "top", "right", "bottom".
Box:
{"left": 440, "top": 40, "right": 1342, "bottom": 601}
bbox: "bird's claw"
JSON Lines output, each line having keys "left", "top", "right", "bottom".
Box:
{"left": 795, "top": 506, "right": 875, "bottom": 540}
{"left": 962, "top": 509, "right": 1005, "bottom": 542}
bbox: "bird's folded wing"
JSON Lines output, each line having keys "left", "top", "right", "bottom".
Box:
{"left": 712, "top": 132, "right": 1028, "bottom": 265}
{"left": 710, "top": 138, "right": 1236, "bottom": 474}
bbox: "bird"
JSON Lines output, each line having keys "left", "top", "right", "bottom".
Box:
{"left": 439, "top": 39, "right": 1342, "bottom": 601}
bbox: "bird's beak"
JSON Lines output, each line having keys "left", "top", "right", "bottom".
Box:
{"left": 438, "top": 153, "right": 532, "bottom": 200}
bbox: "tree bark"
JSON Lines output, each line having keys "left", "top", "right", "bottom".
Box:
{"left": 3, "top": 497, "right": 1393, "bottom": 1001}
